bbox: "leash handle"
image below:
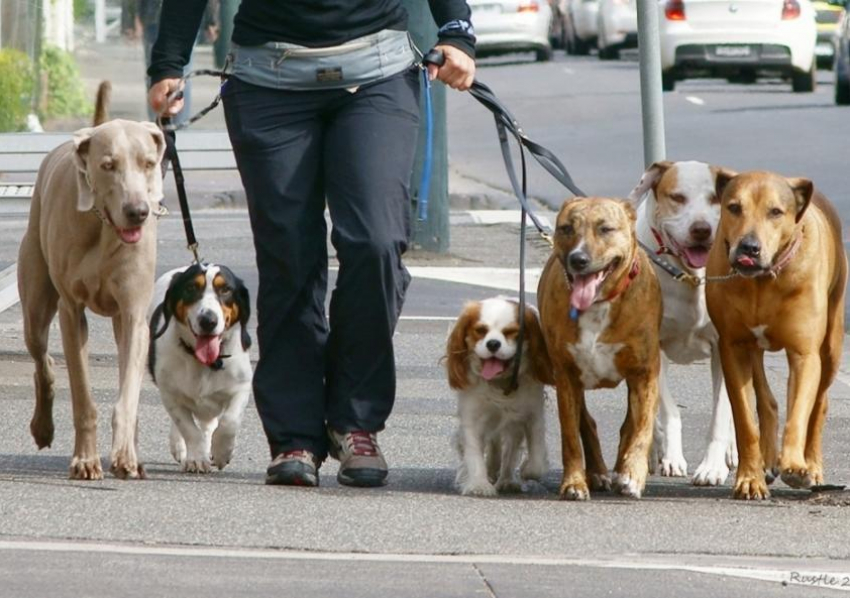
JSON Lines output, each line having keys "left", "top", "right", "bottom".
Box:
{"left": 422, "top": 49, "right": 446, "bottom": 67}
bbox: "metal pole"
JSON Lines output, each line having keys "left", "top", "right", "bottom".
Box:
{"left": 636, "top": 0, "right": 666, "bottom": 167}
{"left": 95, "top": 0, "right": 105, "bottom": 43}
{"left": 400, "top": 0, "right": 449, "bottom": 253}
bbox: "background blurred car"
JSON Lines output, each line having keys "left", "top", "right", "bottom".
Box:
{"left": 812, "top": 0, "right": 846, "bottom": 68}
{"left": 836, "top": 1, "right": 850, "bottom": 103}
{"left": 658, "top": 0, "right": 818, "bottom": 92}
{"left": 549, "top": 0, "right": 600, "bottom": 55}
{"left": 596, "top": 0, "right": 638, "bottom": 59}
{"left": 470, "top": 0, "right": 554, "bottom": 61}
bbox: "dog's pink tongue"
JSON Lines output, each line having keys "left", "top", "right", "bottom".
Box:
{"left": 194, "top": 335, "right": 221, "bottom": 366}
{"left": 571, "top": 271, "right": 605, "bottom": 312}
{"left": 481, "top": 357, "right": 506, "bottom": 381}
{"left": 119, "top": 227, "right": 143, "bottom": 244}
{"left": 684, "top": 247, "right": 709, "bottom": 269}
{"left": 736, "top": 255, "right": 756, "bottom": 267}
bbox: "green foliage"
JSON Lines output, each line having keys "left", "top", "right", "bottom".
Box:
{"left": 0, "top": 49, "right": 34, "bottom": 132}
{"left": 74, "top": 0, "right": 95, "bottom": 20}
{"left": 40, "top": 45, "right": 92, "bottom": 122}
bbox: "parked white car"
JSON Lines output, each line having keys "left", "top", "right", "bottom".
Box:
{"left": 597, "top": 0, "right": 639, "bottom": 59}
{"left": 658, "top": 0, "right": 818, "bottom": 92}
{"left": 470, "top": 0, "right": 555, "bottom": 61}
{"left": 550, "top": 0, "right": 600, "bottom": 54}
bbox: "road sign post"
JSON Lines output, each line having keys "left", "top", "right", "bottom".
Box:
{"left": 400, "top": 0, "right": 450, "bottom": 253}
{"left": 636, "top": 0, "right": 667, "bottom": 167}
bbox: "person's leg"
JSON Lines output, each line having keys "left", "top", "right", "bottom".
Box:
{"left": 322, "top": 68, "right": 421, "bottom": 485}
{"left": 222, "top": 78, "right": 331, "bottom": 483}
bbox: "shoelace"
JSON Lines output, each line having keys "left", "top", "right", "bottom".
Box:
{"left": 276, "top": 449, "right": 314, "bottom": 464}
{"left": 344, "top": 431, "right": 379, "bottom": 457}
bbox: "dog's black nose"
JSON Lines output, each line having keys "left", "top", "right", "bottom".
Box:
{"left": 739, "top": 235, "right": 761, "bottom": 257}
{"left": 690, "top": 221, "right": 712, "bottom": 242}
{"left": 486, "top": 339, "right": 501, "bottom": 353}
{"left": 197, "top": 311, "right": 219, "bottom": 334}
{"left": 124, "top": 202, "right": 149, "bottom": 226}
{"left": 568, "top": 251, "right": 591, "bottom": 272}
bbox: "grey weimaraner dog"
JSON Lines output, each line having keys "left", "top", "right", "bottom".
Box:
{"left": 18, "top": 86, "right": 166, "bottom": 480}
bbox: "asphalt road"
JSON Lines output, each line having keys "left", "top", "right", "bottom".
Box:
{"left": 1, "top": 43, "right": 849, "bottom": 598}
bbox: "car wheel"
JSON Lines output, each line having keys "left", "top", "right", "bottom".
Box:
{"left": 662, "top": 71, "right": 675, "bottom": 92}
{"left": 567, "top": 18, "right": 590, "bottom": 56}
{"left": 836, "top": 65, "right": 850, "bottom": 105}
{"left": 536, "top": 47, "right": 554, "bottom": 62}
{"left": 791, "top": 63, "right": 816, "bottom": 93}
{"left": 599, "top": 44, "right": 619, "bottom": 60}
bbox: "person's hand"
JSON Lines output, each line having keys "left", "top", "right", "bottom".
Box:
{"left": 148, "top": 78, "right": 185, "bottom": 118}
{"left": 427, "top": 44, "right": 475, "bottom": 91}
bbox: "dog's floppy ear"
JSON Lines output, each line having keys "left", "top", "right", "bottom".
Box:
{"left": 139, "top": 121, "right": 167, "bottom": 163}
{"left": 786, "top": 177, "right": 813, "bottom": 223}
{"left": 72, "top": 127, "right": 96, "bottom": 212}
{"left": 446, "top": 303, "right": 477, "bottom": 390}
{"left": 523, "top": 306, "right": 553, "bottom": 386}
{"left": 236, "top": 281, "right": 252, "bottom": 351}
{"left": 713, "top": 167, "right": 738, "bottom": 202}
{"left": 151, "top": 270, "right": 186, "bottom": 340}
{"left": 627, "top": 160, "right": 673, "bottom": 206}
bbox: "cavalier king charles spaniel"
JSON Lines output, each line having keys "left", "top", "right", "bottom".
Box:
{"left": 445, "top": 297, "right": 552, "bottom": 496}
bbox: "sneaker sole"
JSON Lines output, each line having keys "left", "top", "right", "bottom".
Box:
{"left": 337, "top": 468, "right": 387, "bottom": 488}
{"left": 265, "top": 462, "right": 319, "bottom": 487}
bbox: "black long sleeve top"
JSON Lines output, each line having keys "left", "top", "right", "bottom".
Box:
{"left": 148, "top": 0, "right": 476, "bottom": 84}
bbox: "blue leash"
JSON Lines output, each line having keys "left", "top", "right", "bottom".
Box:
{"left": 417, "top": 67, "right": 434, "bottom": 222}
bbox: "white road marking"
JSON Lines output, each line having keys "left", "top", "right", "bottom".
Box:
{"left": 686, "top": 96, "right": 705, "bottom": 106}
{"left": 0, "top": 264, "right": 19, "bottom": 313}
{"left": 0, "top": 539, "right": 848, "bottom": 592}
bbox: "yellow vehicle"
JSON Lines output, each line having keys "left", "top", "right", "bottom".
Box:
{"left": 812, "top": 0, "right": 846, "bottom": 68}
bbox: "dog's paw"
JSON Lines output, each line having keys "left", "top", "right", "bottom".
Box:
{"left": 519, "top": 459, "right": 548, "bottom": 482}
{"left": 780, "top": 467, "right": 814, "bottom": 489}
{"left": 110, "top": 453, "right": 146, "bottom": 480}
{"left": 658, "top": 455, "right": 688, "bottom": 478}
{"left": 764, "top": 466, "right": 780, "bottom": 485}
{"left": 495, "top": 476, "right": 522, "bottom": 494}
{"left": 211, "top": 434, "right": 236, "bottom": 471}
{"left": 30, "top": 412, "right": 55, "bottom": 450}
{"left": 733, "top": 472, "right": 770, "bottom": 500}
{"left": 559, "top": 480, "right": 590, "bottom": 501}
{"left": 692, "top": 460, "right": 730, "bottom": 487}
{"left": 588, "top": 472, "right": 612, "bottom": 492}
{"left": 69, "top": 456, "right": 103, "bottom": 480}
{"left": 460, "top": 479, "right": 498, "bottom": 497}
{"left": 169, "top": 429, "right": 187, "bottom": 464}
{"left": 182, "top": 457, "right": 212, "bottom": 474}
{"left": 612, "top": 472, "right": 643, "bottom": 499}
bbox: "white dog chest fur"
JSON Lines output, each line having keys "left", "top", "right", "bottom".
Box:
{"left": 566, "top": 302, "right": 624, "bottom": 388}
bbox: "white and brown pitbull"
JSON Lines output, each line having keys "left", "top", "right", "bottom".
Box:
{"left": 706, "top": 170, "right": 847, "bottom": 500}
{"left": 538, "top": 197, "right": 663, "bottom": 500}
{"left": 629, "top": 160, "right": 738, "bottom": 486}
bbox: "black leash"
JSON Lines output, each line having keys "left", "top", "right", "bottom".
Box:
{"left": 159, "top": 116, "right": 201, "bottom": 264}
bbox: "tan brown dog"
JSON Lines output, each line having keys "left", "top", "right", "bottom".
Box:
{"left": 706, "top": 171, "right": 847, "bottom": 500}
{"left": 17, "top": 83, "right": 165, "bottom": 480}
{"left": 538, "top": 197, "right": 663, "bottom": 500}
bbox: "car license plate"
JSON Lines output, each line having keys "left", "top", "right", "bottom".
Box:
{"left": 473, "top": 3, "right": 503, "bottom": 15}
{"left": 714, "top": 45, "right": 752, "bottom": 58}
{"left": 815, "top": 41, "right": 834, "bottom": 57}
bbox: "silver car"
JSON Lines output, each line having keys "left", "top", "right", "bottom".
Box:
{"left": 470, "top": 0, "right": 555, "bottom": 61}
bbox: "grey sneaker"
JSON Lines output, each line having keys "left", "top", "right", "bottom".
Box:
{"left": 327, "top": 429, "right": 388, "bottom": 487}
{"left": 265, "top": 450, "right": 320, "bottom": 487}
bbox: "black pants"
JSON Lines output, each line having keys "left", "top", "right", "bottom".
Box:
{"left": 222, "top": 69, "right": 420, "bottom": 461}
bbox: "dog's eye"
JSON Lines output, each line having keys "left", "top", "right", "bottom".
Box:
{"left": 101, "top": 161, "right": 115, "bottom": 171}
{"left": 727, "top": 203, "right": 742, "bottom": 215}
{"left": 218, "top": 285, "right": 233, "bottom": 295}
{"left": 473, "top": 324, "right": 488, "bottom": 336}
{"left": 768, "top": 207, "right": 784, "bottom": 218}
{"left": 599, "top": 225, "right": 616, "bottom": 235}
{"left": 558, "top": 224, "right": 574, "bottom": 236}
{"left": 669, "top": 193, "right": 686, "bottom": 204}
{"left": 145, "top": 160, "right": 157, "bottom": 170}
